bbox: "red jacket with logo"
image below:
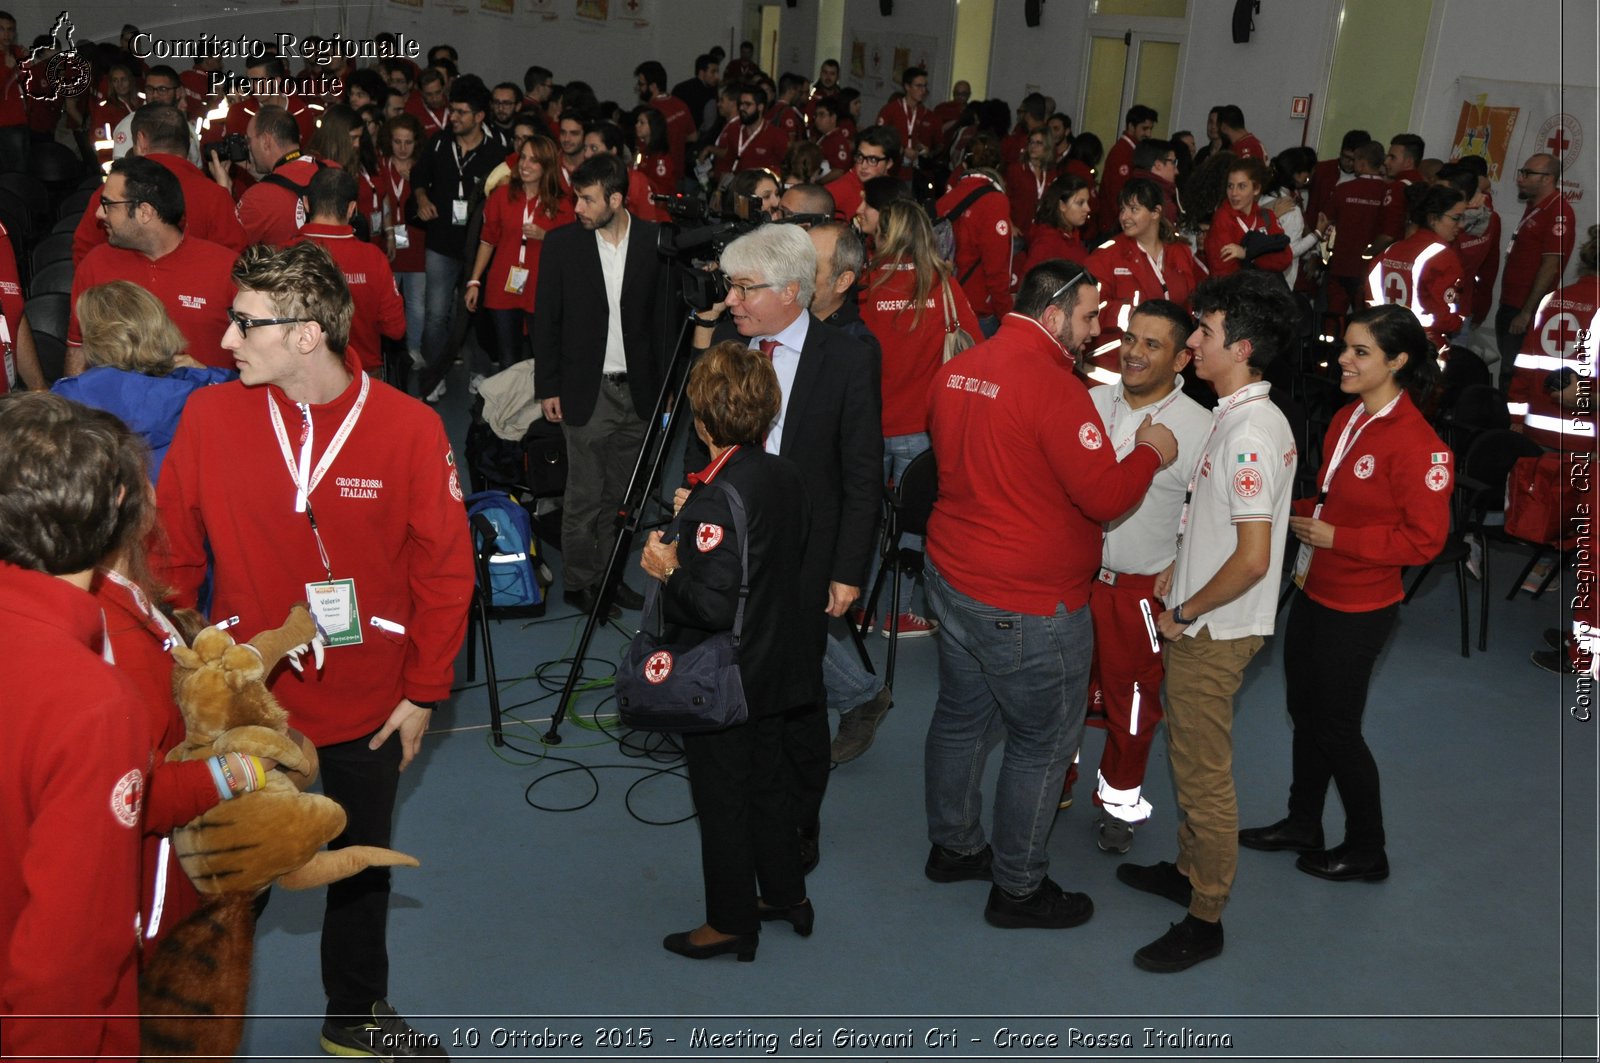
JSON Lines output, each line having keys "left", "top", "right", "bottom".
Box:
{"left": 926, "top": 314, "right": 1161, "bottom": 614}
{"left": 1293, "top": 394, "right": 1451, "bottom": 610}
{"left": 69, "top": 236, "right": 240, "bottom": 367}
{"left": 156, "top": 373, "right": 474, "bottom": 746}
{"left": 291, "top": 222, "right": 408, "bottom": 369}
{"left": 75, "top": 152, "right": 248, "bottom": 266}
{"left": 1205, "top": 201, "right": 1292, "bottom": 277}
{"left": 859, "top": 261, "right": 982, "bottom": 436}
{"left": 937, "top": 172, "right": 1013, "bottom": 318}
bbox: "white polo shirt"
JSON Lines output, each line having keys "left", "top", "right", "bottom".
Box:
{"left": 1168, "top": 380, "right": 1296, "bottom": 639}
{"left": 1091, "top": 378, "right": 1213, "bottom": 576}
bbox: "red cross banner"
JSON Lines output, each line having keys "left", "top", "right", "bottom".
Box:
{"left": 1445, "top": 76, "right": 1596, "bottom": 213}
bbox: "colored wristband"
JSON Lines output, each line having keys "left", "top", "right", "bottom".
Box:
{"left": 207, "top": 756, "right": 234, "bottom": 801}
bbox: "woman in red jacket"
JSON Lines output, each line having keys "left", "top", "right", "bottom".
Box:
{"left": 465, "top": 135, "right": 574, "bottom": 374}
{"left": 633, "top": 107, "right": 679, "bottom": 201}
{"left": 860, "top": 199, "right": 981, "bottom": 634}
{"left": 1203, "top": 156, "right": 1292, "bottom": 278}
{"left": 1005, "top": 128, "right": 1055, "bottom": 233}
{"left": 1240, "top": 304, "right": 1450, "bottom": 883}
{"left": 1366, "top": 185, "right": 1469, "bottom": 353}
{"left": 1085, "top": 178, "right": 1208, "bottom": 372}
{"left": 1020, "top": 173, "right": 1092, "bottom": 278}
{"left": 378, "top": 114, "right": 428, "bottom": 369}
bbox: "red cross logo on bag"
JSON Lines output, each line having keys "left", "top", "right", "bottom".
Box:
{"left": 696, "top": 523, "right": 724, "bottom": 552}
{"left": 644, "top": 650, "right": 674, "bottom": 684}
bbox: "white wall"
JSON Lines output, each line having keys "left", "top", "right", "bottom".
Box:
{"left": 833, "top": 0, "right": 958, "bottom": 118}
{"left": 983, "top": 0, "right": 1090, "bottom": 118}
{"left": 7, "top": 0, "right": 745, "bottom": 105}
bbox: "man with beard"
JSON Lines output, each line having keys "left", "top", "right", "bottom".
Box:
{"left": 532, "top": 154, "right": 668, "bottom": 616}
{"left": 710, "top": 83, "right": 788, "bottom": 180}
{"left": 634, "top": 60, "right": 693, "bottom": 166}
{"left": 1496, "top": 152, "right": 1575, "bottom": 379}
{"left": 921, "top": 260, "right": 1177, "bottom": 930}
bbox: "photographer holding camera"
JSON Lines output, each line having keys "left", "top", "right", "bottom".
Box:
{"left": 210, "top": 103, "right": 328, "bottom": 248}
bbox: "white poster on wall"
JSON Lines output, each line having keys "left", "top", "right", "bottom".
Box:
{"left": 1445, "top": 76, "right": 1598, "bottom": 214}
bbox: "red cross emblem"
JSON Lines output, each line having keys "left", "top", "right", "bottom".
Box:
{"left": 1547, "top": 128, "right": 1571, "bottom": 155}
{"left": 996, "top": 218, "right": 1009, "bottom": 236}
{"left": 1384, "top": 272, "right": 1409, "bottom": 306}
{"left": 1354, "top": 454, "right": 1376, "bottom": 479}
{"left": 110, "top": 768, "right": 143, "bottom": 828}
{"left": 1425, "top": 464, "right": 1450, "bottom": 492}
{"left": 1234, "top": 467, "right": 1263, "bottom": 498}
{"left": 1078, "top": 422, "right": 1102, "bottom": 450}
{"left": 644, "top": 650, "right": 673, "bottom": 684}
{"left": 1542, "top": 312, "right": 1584, "bottom": 356}
{"left": 696, "top": 522, "right": 724, "bottom": 552}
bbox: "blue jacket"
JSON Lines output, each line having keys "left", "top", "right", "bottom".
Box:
{"left": 52, "top": 365, "right": 237, "bottom": 482}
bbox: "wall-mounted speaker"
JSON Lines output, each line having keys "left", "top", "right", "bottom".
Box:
{"left": 879, "top": 0, "right": 892, "bottom": 15}
{"left": 1025, "top": 0, "right": 1042, "bottom": 27}
{"left": 786, "top": 0, "right": 796, "bottom": 7}
{"left": 1232, "top": 0, "right": 1258, "bottom": 43}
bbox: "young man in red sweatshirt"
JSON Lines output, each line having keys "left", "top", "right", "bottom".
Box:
{"left": 157, "top": 241, "right": 472, "bottom": 1056}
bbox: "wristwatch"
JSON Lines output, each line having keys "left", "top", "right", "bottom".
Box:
{"left": 1172, "top": 603, "right": 1196, "bottom": 625}
{"left": 411, "top": 700, "right": 439, "bottom": 711}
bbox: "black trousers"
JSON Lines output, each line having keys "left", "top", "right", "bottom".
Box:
{"left": 683, "top": 712, "right": 806, "bottom": 935}
{"left": 784, "top": 701, "right": 831, "bottom": 837}
{"left": 1284, "top": 595, "right": 1398, "bottom": 855}
{"left": 318, "top": 729, "right": 402, "bottom": 1023}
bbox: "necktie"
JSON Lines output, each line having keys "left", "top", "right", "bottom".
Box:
{"left": 758, "top": 339, "right": 779, "bottom": 359}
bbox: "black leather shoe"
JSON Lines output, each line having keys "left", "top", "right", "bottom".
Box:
{"left": 1238, "top": 817, "right": 1325, "bottom": 852}
{"left": 611, "top": 581, "right": 645, "bottom": 610}
{"left": 562, "top": 585, "right": 620, "bottom": 620}
{"left": 925, "top": 843, "right": 993, "bottom": 883}
{"left": 1134, "top": 914, "right": 1224, "bottom": 973}
{"left": 757, "top": 898, "right": 814, "bottom": 937}
{"left": 1296, "top": 843, "right": 1389, "bottom": 882}
{"left": 797, "top": 825, "right": 820, "bottom": 875}
{"left": 1115, "top": 860, "right": 1193, "bottom": 908}
{"left": 984, "top": 877, "right": 1093, "bottom": 929}
{"left": 662, "top": 929, "right": 758, "bottom": 961}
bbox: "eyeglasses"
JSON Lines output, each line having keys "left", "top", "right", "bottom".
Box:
{"left": 854, "top": 152, "right": 889, "bottom": 165}
{"left": 98, "top": 197, "right": 137, "bottom": 212}
{"left": 722, "top": 277, "right": 775, "bottom": 300}
{"left": 1442, "top": 212, "right": 1467, "bottom": 223}
{"left": 1517, "top": 168, "right": 1554, "bottom": 178}
{"left": 226, "top": 307, "right": 313, "bottom": 335}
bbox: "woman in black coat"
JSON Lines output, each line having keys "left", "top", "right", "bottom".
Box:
{"left": 639, "top": 341, "right": 817, "bottom": 962}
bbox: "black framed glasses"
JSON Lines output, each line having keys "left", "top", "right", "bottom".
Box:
{"left": 854, "top": 151, "right": 889, "bottom": 165}
{"left": 1517, "top": 168, "right": 1553, "bottom": 178}
{"left": 98, "top": 197, "right": 137, "bottom": 212}
{"left": 226, "top": 307, "right": 313, "bottom": 335}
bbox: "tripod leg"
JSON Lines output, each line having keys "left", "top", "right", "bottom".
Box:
{"left": 475, "top": 590, "right": 505, "bottom": 745}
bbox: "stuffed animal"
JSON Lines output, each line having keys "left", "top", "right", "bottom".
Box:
{"left": 140, "top": 605, "right": 420, "bottom": 1060}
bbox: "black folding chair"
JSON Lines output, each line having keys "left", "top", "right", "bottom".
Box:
{"left": 28, "top": 258, "right": 72, "bottom": 297}
{"left": 858, "top": 449, "right": 938, "bottom": 690}
{"left": 24, "top": 291, "right": 69, "bottom": 342}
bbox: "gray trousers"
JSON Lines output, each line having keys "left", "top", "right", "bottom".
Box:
{"left": 559, "top": 377, "right": 646, "bottom": 591}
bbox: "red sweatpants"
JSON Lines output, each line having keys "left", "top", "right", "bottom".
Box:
{"left": 1084, "top": 573, "right": 1166, "bottom": 822}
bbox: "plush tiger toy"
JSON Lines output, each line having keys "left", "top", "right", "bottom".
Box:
{"left": 140, "top": 605, "right": 419, "bottom": 1060}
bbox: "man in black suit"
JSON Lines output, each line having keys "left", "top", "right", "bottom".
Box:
{"left": 534, "top": 153, "right": 670, "bottom": 614}
{"left": 690, "top": 223, "right": 883, "bottom": 869}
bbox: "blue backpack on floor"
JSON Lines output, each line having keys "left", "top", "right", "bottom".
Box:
{"left": 465, "top": 491, "right": 545, "bottom": 615}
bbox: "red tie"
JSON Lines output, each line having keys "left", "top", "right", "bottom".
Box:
{"left": 758, "top": 339, "right": 779, "bottom": 359}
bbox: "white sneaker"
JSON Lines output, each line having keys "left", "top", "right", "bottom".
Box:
{"left": 468, "top": 373, "right": 486, "bottom": 396}
{"left": 425, "top": 380, "right": 447, "bottom": 403}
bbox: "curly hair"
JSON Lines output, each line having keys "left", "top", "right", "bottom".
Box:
{"left": 687, "top": 341, "right": 782, "bottom": 447}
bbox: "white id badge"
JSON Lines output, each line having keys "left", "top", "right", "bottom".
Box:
{"left": 392, "top": 226, "right": 410, "bottom": 249}
{"left": 369, "top": 209, "right": 384, "bottom": 234}
{"left": 451, "top": 199, "right": 468, "bottom": 225}
{"left": 1292, "top": 543, "right": 1313, "bottom": 588}
{"left": 505, "top": 266, "right": 529, "bottom": 294}
{"left": 305, "top": 578, "right": 363, "bottom": 647}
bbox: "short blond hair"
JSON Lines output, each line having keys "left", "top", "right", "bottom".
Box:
{"left": 78, "top": 281, "right": 187, "bottom": 373}
{"left": 231, "top": 242, "right": 353, "bottom": 354}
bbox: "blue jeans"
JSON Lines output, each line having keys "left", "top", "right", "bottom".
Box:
{"left": 421, "top": 249, "right": 462, "bottom": 371}
{"left": 923, "top": 562, "right": 1091, "bottom": 894}
{"left": 866, "top": 432, "right": 930, "bottom": 619}
{"left": 396, "top": 271, "right": 426, "bottom": 356}
{"left": 488, "top": 306, "right": 531, "bottom": 366}
{"left": 822, "top": 627, "right": 883, "bottom": 713}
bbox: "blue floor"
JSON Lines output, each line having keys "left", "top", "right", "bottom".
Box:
{"left": 233, "top": 364, "right": 1598, "bottom": 1062}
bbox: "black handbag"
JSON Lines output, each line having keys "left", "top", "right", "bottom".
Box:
{"left": 616, "top": 479, "right": 750, "bottom": 733}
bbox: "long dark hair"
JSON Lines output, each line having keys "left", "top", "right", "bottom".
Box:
{"left": 1348, "top": 303, "right": 1441, "bottom": 405}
